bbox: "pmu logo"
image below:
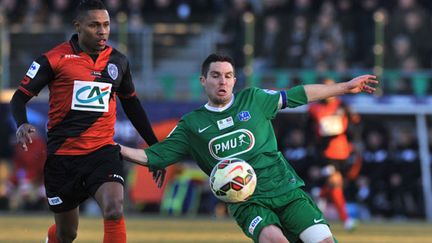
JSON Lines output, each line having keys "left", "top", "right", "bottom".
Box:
{"left": 208, "top": 129, "right": 255, "bottom": 160}
{"left": 71, "top": 80, "right": 112, "bottom": 112}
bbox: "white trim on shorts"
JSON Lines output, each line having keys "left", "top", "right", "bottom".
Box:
{"left": 299, "top": 224, "right": 332, "bottom": 243}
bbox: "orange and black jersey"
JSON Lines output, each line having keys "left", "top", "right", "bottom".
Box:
{"left": 17, "top": 34, "right": 144, "bottom": 155}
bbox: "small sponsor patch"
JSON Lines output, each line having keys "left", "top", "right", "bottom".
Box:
{"left": 26, "top": 61, "right": 40, "bottom": 79}
{"left": 47, "top": 196, "right": 63, "bottom": 206}
{"left": 91, "top": 71, "right": 102, "bottom": 77}
{"left": 248, "top": 216, "right": 262, "bottom": 235}
{"left": 262, "top": 89, "right": 278, "bottom": 95}
{"left": 217, "top": 116, "right": 234, "bottom": 130}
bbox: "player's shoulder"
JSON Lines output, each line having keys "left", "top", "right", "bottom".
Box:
{"left": 182, "top": 105, "right": 206, "bottom": 120}
{"left": 44, "top": 41, "right": 73, "bottom": 60}
{"left": 107, "top": 47, "right": 129, "bottom": 69}
{"left": 237, "top": 87, "right": 279, "bottom": 99}
{"left": 110, "top": 47, "right": 128, "bottom": 60}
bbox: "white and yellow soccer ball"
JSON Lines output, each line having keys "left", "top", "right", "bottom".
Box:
{"left": 209, "top": 158, "right": 257, "bottom": 203}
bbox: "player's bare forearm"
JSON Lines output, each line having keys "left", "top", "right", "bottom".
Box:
{"left": 305, "top": 75, "right": 378, "bottom": 103}
{"left": 119, "top": 144, "right": 149, "bottom": 166}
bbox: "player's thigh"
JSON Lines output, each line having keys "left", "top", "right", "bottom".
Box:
{"left": 85, "top": 144, "right": 125, "bottom": 196}
{"left": 232, "top": 203, "right": 282, "bottom": 243}
{"left": 278, "top": 189, "right": 330, "bottom": 242}
{"left": 44, "top": 155, "right": 88, "bottom": 213}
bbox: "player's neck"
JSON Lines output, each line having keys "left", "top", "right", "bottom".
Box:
{"left": 205, "top": 95, "right": 235, "bottom": 112}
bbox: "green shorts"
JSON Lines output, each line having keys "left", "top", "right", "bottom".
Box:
{"left": 228, "top": 187, "right": 328, "bottom": 243}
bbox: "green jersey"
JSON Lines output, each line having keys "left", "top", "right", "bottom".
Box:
{"left": 146, "top": 86, "right": 308, "bottom": 199}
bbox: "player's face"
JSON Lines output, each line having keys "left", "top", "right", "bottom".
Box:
{"left": 75, "top": 10, "right": 110, "bottom": 54}
{"left": 201, "top": 61, "right": 236, "bottom": 107}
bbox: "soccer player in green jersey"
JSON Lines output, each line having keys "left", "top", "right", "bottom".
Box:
{"left": 120, "top": 53, "right": 378, "bottom": 243}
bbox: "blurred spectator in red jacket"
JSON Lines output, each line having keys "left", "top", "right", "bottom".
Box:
{"left": 9, "top": 131, "right": 46, "bottom": 210}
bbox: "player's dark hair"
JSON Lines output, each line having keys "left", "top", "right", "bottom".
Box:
{"left": 75, "top": 0, "right": 107, "bottom": 21}
{"left": 201, "top": 53, "right": 235, "bottom": 77}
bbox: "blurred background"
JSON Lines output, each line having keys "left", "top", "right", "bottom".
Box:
{"left": 0, "top": 0, "right": 432, "bottom": 227}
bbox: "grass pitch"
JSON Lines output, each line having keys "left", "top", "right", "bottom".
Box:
{"left": 1, "top": 213, "right": 431, "bottom": 243}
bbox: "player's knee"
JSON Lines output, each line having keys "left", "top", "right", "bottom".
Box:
{"left": 57, "top": 227, "right": 77, "bottom": 242}
{"left": 258, "top": 225, "right": 289, "bottom": 243}
{"left": 102, "top": 199, "right": 124, "bottom": 220}
{"left": 300, "top": 224, "right": 333, "bottom": 243}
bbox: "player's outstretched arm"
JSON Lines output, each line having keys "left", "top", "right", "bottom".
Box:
{"left": 304, "top": 75, "right": 378, "bottom": 103}
{"left": 119, "top": 144, "right": 149, "bottom": 166}
{"left": 10, "top": 90, "right": 36, "bottom": 151}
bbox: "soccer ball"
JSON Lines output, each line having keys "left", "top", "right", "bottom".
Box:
{"left": 209, "top": 158, "right": 257, "bottom": 203}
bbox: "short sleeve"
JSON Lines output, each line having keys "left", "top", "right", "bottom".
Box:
{"left": 252, "top": 88, "right": 281, "bottom": 119}
{"left": 145, "top": 119, "right": 190, "bottom": 170}
{"left": 283, "top": 85, "right": 308, "bottom": 108}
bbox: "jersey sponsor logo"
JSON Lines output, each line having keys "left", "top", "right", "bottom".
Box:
{"left": 71, "top": 80, "right": 112, "bottom": 112}
{"left": 217, "top": 116, "right": 234, "bottom": 130}
{"left": 238, "top": 111, "right": 251, "bottom": 122}
{"left": 314, "top": 218, "right": 324, "bottom": 223}
{"left": 47, "top": 196, "right": 63, "bottom": 206}
{"left": 198, "top": 125, "right": 212, "bottom": 133}
{"left": 63, "top": 54, "right": 81, "bottom": 59}
{"left": 208, "top": 129, "right": 255, "bottom": 160}
{"left": 26, "top": 61, "right": 40, "bottom": 79}
{"left": 109, "top": 174, "right": 124, "bottom": 182}
{"left": 262, "top": 89, "right": 278, "bottom": 95}
{"left": 248, "top": 216, "right": 262, "bottom": 235}
{"left": 108, "top": 63, "right": 118, "bottom": 80}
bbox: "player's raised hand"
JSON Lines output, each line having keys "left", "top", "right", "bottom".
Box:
{"left": 16, "top": 123, "right": 36, "bottom": 151}
{"left": 345, "top": 75, "right": 379, "bottom": 94}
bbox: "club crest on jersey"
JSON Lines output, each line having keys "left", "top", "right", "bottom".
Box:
{"left": 71, "top": 80, "right": 112, "bottom": 112}
{"left": 217, "top": 116, "right": 234, "bottom": 130}
{"left": 238, "top": 111, "right": 251, "bottom": 122}
{"left": 26, "top": 61, "right": 40, "bottom": 79}
{"left": 208, "top": 129, "right": 255, "bottom": 160}
{"left": 108, "top": 63, "right": 118, "bottom": 80}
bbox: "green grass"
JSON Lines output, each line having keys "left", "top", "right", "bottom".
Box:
{"left": 1, "top": 213, "right": 432, "bottom": 242}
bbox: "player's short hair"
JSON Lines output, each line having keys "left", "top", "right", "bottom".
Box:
{"left": 201, "top": 53, "right": 235, "bottom": 77}
{"left": 75, "top": 0, "right": 107, "bottom": 21}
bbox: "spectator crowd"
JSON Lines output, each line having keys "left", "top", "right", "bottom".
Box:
{"left": 1, "top": 0, "right": 432, "bottom": 72}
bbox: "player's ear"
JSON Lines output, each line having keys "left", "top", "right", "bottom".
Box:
{"left": 200, "top": 76, "right": 206, "bottom": 86}
{"left": 74, "top": 21, "right": 80, "bottom": 33}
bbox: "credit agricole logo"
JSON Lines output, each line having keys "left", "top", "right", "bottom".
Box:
{"left": 71, "top": 80, "right": 112, "bottom": 112}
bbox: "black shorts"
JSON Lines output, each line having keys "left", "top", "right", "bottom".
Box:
{"left": 44, "top": 144, "right": 124, "bottom": 213}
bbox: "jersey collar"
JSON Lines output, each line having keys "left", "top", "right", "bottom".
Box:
{"left": 204, "top": 95, "right": 235, "bottom": 112}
